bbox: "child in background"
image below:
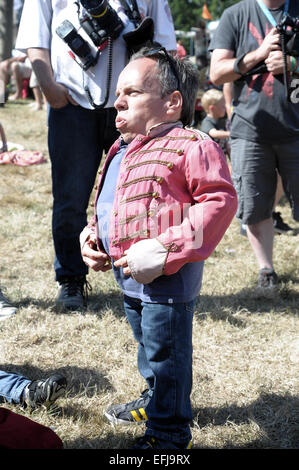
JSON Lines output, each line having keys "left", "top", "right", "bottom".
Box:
{"left": 200, "top": 88, "right": 230, "bottom": 157}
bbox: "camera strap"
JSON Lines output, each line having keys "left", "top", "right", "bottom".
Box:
{"left": 255, "top": 0, "right": 290, "bottom": 27}
{"left": 256, "top": 0, "right": 292, "bottom": 100}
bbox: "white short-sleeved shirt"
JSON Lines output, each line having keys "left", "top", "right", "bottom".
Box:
{"left": 16, "top": 0, "right": 177, "bottom": 109}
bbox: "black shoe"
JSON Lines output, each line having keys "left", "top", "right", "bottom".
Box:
{"left": 132, "top": 435, "right": 192, "bottom": 450}
{"left": 258, "top": 268, "right": 278, "bottom": 289}
{"left": 22, "top": 374, "right": 67, "bottom": 409}
{"left": 272, "top": 211, "right": 292, "bottom": 234}
{"left": 105, "top": 389, "right": 151, "bottom": 425}
{"left": 56, "top": 276, "right": 91, "bottom": 310}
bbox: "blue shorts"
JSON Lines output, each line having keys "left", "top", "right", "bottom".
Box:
{"left": 230, "top": 138, "right": 299, "bottom": 225}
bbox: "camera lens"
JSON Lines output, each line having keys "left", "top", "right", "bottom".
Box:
{"left": 80, "top": 0, "right": 108, "bottom": 17}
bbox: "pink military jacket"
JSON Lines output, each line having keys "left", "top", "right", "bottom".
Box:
{"left": 81, "top": 122, "right": 237, "bottom": 284}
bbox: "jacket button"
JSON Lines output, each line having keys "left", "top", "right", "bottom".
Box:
{"left": 152, "top": 191, "right": 159, "bottom": 198}
{"left": 167, "top": 162, "right": 173, "bottom": 169}
{"left": 157, "top": 176, "right": 163, "bottom": 184}
{"left": 191, "top": 134, "right": 197, "bottom": 141}
{"left": 177, "top": 149, "right": 184, "bottom": 156}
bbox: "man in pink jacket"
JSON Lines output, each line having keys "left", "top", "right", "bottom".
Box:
{"left": 80, "top": 47, "right": 237, "bottom": 449}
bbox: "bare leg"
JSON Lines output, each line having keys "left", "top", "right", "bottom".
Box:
{"left": 31, "top": 86, "right": 43, "bottom": 110}
{"left": 9, "top": 62, "right": 23, "bottom": 100}
{"left": 246, "top": 218, "right": 274, "bottom": 270}
{"left": 273, "top": 172, "right": 284, "bottom": 210}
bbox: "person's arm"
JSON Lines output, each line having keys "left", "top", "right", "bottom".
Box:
{"left": 210, "top": 28, "right": 281, "bottom": 86}
{"left": 223, "top": 82, "right": 233, "bottom": 119}
{"left": 208, "top": 128, "right": 230, "bottom": 140}
{"left": 27, "top": 48, "right": 78, "bottom": 109}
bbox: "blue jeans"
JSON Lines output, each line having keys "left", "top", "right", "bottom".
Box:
{"left": 0, "top": 370, "right": 30, "bottom": 404}
{"left": 123, "top": 295, "right": 195, "bottom": 444}
{"left": 48, "top": 104, "right": 119, "bottom": 281}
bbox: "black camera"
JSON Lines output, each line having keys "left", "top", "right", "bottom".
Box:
{"left": 80, "top": 0, "right": 124, "bottom": 47}
{"left": 56, "top": 19, "right": 98, "bottom": 70}
{"left": 277, "top": 14, "right": 299, "bottom": 57}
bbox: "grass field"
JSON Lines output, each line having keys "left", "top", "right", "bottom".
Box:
{"left": 0, "top": 99, "right": 298, "bottom": 450}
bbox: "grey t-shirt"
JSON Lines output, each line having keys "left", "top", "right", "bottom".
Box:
{"left": 209, "top": 0, "right": 299, "bottom": 143}
{"left": 200, "top": 115, "right": 228, "bottom": 150}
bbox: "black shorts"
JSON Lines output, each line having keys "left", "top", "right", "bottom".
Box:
{"left": 230, "top": 138, "right": 299, "bottom": 225}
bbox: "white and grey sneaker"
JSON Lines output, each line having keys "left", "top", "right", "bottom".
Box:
{"left": 105, "top": 389, "right": 152, "bottom": 425}
{"left": 0, "top": 288, "right": 17, "bottom": 321}
{"left": 56, "top": 276, "right": 90, "bottom": 311}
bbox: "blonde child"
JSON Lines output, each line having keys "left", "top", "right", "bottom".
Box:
{"left": 200, "top": 88, "right": 230, "bottom": 153}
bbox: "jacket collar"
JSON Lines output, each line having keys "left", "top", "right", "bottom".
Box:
{"left": 147, "top": 121, "right": 183, "bottom": 138}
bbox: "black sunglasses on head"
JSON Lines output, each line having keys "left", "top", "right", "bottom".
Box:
{"left": 143, "top": 47, "right": 181, "bottom": 93}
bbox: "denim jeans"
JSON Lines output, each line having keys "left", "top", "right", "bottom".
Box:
{"left": 0, "top": 370, "right": 30, "bottom": 404}
{"left": 123, "top": 295, "right": 195, "bottom": 444}
{"left": 48, "top": 104, "right": 119, "bottom": 281}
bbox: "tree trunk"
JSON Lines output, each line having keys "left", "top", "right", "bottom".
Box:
{"left": 0, "top": 0, "right": 14, "bottom": 61}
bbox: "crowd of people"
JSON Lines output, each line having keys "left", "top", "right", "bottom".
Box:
{"left": 0, "top": 0, "right": 298, "bottom": 450}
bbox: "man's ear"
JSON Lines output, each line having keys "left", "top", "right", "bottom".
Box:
{"left": 166, "top": 90, "right": 183, "bottom": 118}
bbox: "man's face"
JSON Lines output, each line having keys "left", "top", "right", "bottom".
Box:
{"left": 114, "top": 58, "right": 171, "bottom": 143}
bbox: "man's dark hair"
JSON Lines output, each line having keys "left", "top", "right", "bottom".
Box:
{"left": 131, "top": 47, "right": 200, "bottom": 126}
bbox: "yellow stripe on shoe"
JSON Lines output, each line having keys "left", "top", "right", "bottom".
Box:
{"left": 130, "top": 408, "right": 148, "bottom": 422}
{"left": 139, "top": 408, "right": 148, "bottom": 420}
{"left": 186, "top": 439, "right": 192, "bottom": 449}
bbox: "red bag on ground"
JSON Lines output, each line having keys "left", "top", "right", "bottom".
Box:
{"left": 0, "top": 407, "right": 63, "bottom": 449}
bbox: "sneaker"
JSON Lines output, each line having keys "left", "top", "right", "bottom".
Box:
{"left": 56, "top": 276, "right": 90, "bottom": 310}
{"left": 258, "top": 268, "right": 278, "bottom": 289}
{"left": 0, "top": 288, "right": 17, "bottom": 321}
{"left": 272, "top": 211, "right": 292, "bottom": 234}
{"left": 104, "top": 389, "right": 151, "bottom": 425}
{"left": 22, "top": 374, "right": 67, "bottom": 409}
{"left": 132, "top": 435, "right": 192, "bottom": 450}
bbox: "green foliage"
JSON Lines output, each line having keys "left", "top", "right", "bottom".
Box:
{"left": 168, "top": 0, "right": 239, "bottom": 31}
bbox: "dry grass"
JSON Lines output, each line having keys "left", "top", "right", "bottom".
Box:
{"left": 0, "top": 99, "right": 298, "bottom": 450}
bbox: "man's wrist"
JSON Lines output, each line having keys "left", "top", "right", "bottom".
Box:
{"left": 233, "top": 54, "right": 247, "bottom": 76}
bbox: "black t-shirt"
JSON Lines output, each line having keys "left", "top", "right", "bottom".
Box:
{"left": 209, "top": 0, "right": 299, "bottom": 143}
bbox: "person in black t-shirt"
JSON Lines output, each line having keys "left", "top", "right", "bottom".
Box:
{"left": 209, "top": 0, "right": 299, "bottom": 290}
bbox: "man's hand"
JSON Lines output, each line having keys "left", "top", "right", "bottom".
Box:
{"left": 45, "top": 82, "right": 78, "bottom": 109}
{"left": 27, "top": 48, "right": 78, "bottom": 109}
{"left": 265, "top": 50, "right": 288, "bottom": 75}
{"left": 81, "top": 237, "right": 112, "bottom": 272}
{"left": 256, "top": 28, "right": 281, "bottom": 62}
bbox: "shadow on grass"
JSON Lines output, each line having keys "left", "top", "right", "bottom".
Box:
{"left": 197, "top": 280, "right": 299, "bottom": 325}
{"left": 192, "top": 392, "right": 299, "bottom": 449}
{"left": 15, "top": 290, "right": 126, "bottom": 320}
{"left": 0, "top": 363, "right": 114, "bottom": 399}
{"left": 12, "top": 268, "right": 299, "bottom": 324}
{"left": 62, "top": 392, "right": 299, "bottom": 449}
